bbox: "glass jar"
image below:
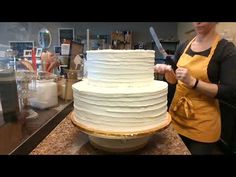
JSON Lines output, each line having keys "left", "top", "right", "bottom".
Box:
{"left": 0, "top": 62, "right": 19, "bottom": 122}
{"left": 29, "top": 72, "right": 58, "bottom": 109}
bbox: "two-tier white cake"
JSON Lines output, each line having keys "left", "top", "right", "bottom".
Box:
{"left": 72, "top": 49, "right": 169, "bottom": 152}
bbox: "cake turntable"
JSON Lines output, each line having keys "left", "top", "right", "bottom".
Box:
{"left": 71, "top": 112, "right": 171, "bottom": 153}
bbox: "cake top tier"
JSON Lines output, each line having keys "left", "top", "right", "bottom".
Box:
{"left": 86, "top": 49, "right": 155, "bottom": 87}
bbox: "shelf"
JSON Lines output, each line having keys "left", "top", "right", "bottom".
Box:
{"left": 111, "top": 31, "right": 133, "bottom": 49}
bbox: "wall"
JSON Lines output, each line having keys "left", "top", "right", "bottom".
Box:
{"left": 216, "top": 22, "right": 236, "bottom": 43}
{"left": 177, "top": 22, "right": 236, "bottom": 44}
{"left": 0, "top": 22, "right": 177, "bottom": 52}
{"left": 3, "top": 22, "right": 235, "bottom": 55}
{"left": 177, "top": 22, "right": 195, "bottom": 43}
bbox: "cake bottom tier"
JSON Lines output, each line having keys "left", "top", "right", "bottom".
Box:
{"left": 72, "top": 80, "right": 168, "bottom": 132}
{"left": 71, "top": 112, "right": 171, "bottom": 152}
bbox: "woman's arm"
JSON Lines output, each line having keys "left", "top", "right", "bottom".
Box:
{"left": 154, "top": 64, "right": 177, "bottom": 84}
{"left": 164, "top": 69, "right": 177, "bottom": 84}
{"left": 176, "top": 41, "right": 236, "bottom": 99}
{"left": 175, "top": 67, "right": 218, "bottom": 98}
{"left": 195, "top": 79, "right": 218, "bottom": 97}
{"left": 215, "top": 42, "right": 236, "bottom": 105}
{"left": 164, "top": 41, "right": 188, "bottom": 84}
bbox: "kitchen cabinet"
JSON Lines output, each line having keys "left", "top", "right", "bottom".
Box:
{"left": 159, "top": 40, "right": 179, "bottom": 55}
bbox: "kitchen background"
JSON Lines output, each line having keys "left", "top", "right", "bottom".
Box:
{"left": 0, "top": 22, "right": 235, "bottom": 52}
{"left": 0, "top": 22, "right": 235, "bottom": 154}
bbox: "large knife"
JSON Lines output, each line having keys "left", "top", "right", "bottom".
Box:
{"left": 149, "top": 26, "right": 168, "bottom": 59}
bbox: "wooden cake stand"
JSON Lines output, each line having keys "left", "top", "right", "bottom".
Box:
{"left": 71, "top": 112, "right": 171, "bottom": 153}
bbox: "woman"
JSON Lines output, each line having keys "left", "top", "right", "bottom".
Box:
{"left": 154, "top": 22, "right": 236, "bottom": 154}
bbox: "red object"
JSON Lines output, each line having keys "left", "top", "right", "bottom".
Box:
{"left": 32, "top": 48, "right": 37, "bottom": 72}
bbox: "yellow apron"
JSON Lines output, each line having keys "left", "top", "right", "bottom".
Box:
{"left": 169, "top": 34, "right": 221, "bottom": 143}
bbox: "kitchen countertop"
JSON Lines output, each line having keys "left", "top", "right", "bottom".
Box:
{"left": 1, "top": 99, "right": 73, "bottom": 155}
{"left": 30, "top": 112, "right": 191, "bottom": 155}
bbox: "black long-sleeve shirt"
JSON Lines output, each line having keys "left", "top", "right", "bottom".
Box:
{"left": 168, "top": 38, "right": 236, "bottom": 107}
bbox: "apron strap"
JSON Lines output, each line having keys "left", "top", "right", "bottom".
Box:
{"left": 208, "top": 34, "right": 221, "bottom": 59}
{"left": 183, "top": 36, "right": 196, "bottom": 54}
{"left": 183, "top": 34, "right": 221, "bottom": 55}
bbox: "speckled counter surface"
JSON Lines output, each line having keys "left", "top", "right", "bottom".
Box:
{"left": 30, "top": 112, "right": 191, "bottom": 155}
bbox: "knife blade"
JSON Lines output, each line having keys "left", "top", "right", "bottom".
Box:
{"left": 149, "top": 26, "right": 168, "bottom": 59}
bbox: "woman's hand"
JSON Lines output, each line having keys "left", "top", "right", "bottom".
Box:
{"left": 154, "top": 64, "right": 177, "bottom": 84}
{"left": 175, "top": 67, "right": 196, "bottom": 88}
{"left": 154, "top": 64, "right": 172, "bottom": 74}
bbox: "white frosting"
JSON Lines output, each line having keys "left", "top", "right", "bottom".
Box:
{"left": 86, "top": 49, "right": 155, "bottom": 87}
{"left": 73, "top": 49, "right": 168, "bottom": 133}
